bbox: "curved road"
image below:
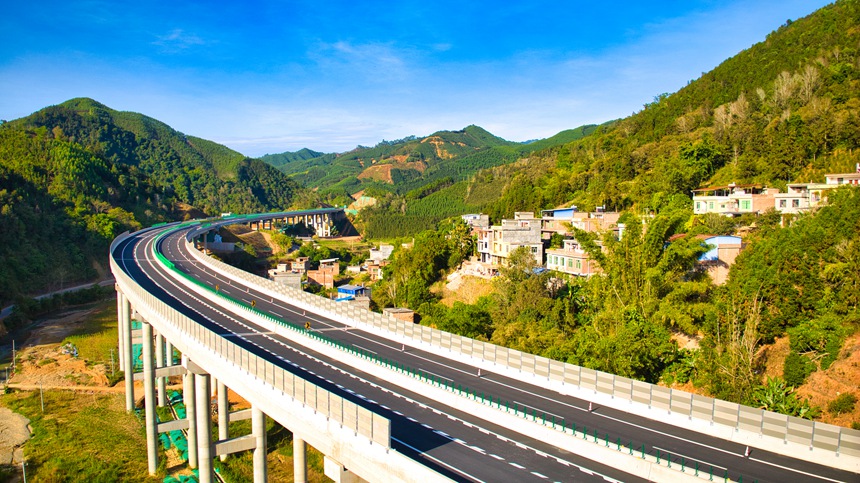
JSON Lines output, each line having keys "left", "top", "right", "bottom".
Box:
{"left": 116, "top": 220, "right": 857, "bottom": 482}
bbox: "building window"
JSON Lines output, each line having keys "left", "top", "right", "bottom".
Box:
{"left": 567, "top": 259, "right": 572, "bottom": 268}
{"left": 792, "top": 199, "right": 800, "bottom": 208}
{"left": 779, "top": 200, "right": 786, "bottom": 208}
{"left": 708, "top": 202, "right": 714, "bottom": 210}
{"left": 695, "top": 202, "right": 701, "bottom": 211}
{"left": 576, "top": 259, "right": 582, "bottom": 269}
{"left": 740, "top": 200, "right": 751, "bottom": 211}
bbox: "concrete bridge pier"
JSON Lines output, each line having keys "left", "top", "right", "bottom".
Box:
{"left": 116, "top": 288, "right": 125, "bottom": 369}
{"left": 195, "top": 372, "right": 214, "bottom": 483}
{"left": 165, "top": 340, "right": 174, "bottom": 366}
{"left": 155, "top": 332, "right": 166, "bottom": 407}
{"left": 184, "top": 369, "right": 198, "bottom": 469}
{"left": 118, "top": 290, "right": 135, "bottom": 412}
{"left": 194, "top": 372, "right": 268, "bottom": 482}
{"left": 252, "top": 406, "right": 267, "bottom": 483}
{"left": 294, "top": 436, "right": 307, "bottom": 483}
{"left": 141, "top": 321, "right": 158, "bottom": 474}
{"left": 217, "top": 378, "right": 229, "bottom": 462}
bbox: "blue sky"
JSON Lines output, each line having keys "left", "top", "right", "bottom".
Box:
{"left": 1, "top": 1, "right": 831, "bottom": 157}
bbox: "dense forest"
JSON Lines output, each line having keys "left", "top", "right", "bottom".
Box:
{"left": 0, "top": 98, "right": 305, "bottom": 304}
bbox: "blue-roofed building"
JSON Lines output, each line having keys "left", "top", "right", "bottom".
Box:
{"left": 678, "top": 234, "right": 743, "bottom": 285}
{"left": 698, "top": 235, "right": 742, "bottom": 262}
{"left": 337, "top": 284, "right": 369, "bottom": 299}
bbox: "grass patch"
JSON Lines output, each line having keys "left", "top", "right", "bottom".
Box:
{"left": 0, "top": 389, "right": 160, "bottom": 482}
{"left": 314, "top": 238, "right": 373, "bottom": 252}
{"left": 63, "top": 299, "right": 119, "bottom": 365}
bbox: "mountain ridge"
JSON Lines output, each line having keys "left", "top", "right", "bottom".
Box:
{"left": 0, "top": 98, "right": 305, "bottom": 303}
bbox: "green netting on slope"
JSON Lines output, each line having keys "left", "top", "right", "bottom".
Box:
{"left": 132, "top": 343, "right": 143, "bottom": 371}
{"left": 163, "top": 469, "right": 199, "bottom": 483}
{"left": 162, "top": 390, "right": 190, "bottom": 461}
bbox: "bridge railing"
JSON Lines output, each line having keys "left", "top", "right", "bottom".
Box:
{"left": 110, "top": 239, "right": 390, "bottom": 449}
{"left": 183, "top": 227, "right": 860, "bottom": 461}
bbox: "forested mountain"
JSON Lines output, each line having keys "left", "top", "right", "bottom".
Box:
{"left": 263, "top": 123, "right": 604, "bottom": 238}
{"left": 260, "top": 148, "right": 327, "bottom": 170}
{"left": 261, "top": 123, "right": 603, "bottom": 204}
{"left": 0, "top": 98, "right": 304, "bottom": 304}
{"left": 476, "top": 0, "right": 860, "bottom": 218}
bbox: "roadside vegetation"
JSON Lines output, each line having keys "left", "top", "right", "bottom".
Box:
{"left": 367, "top": 189, "right": 860, "bottom": 425}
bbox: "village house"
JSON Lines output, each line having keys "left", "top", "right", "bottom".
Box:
{"left": 540, "top": 207, "right": 621, "bottom": 236}
{"left": 476, "top": 212, "right": 543, "bottom": 267}
{"left": 696, "top": 235, "right": 743, "bottom": 285}
{"left": 461, "top": 213, "right": 490, "bottom": 228}
{"left": 336, "top": 284, "right": 370, "bottom": 299}
{"left": 289, "top": 256, "right": 309, "bottom": 274}
{"left": 368, "top": 244, "right": 394, "bottom": 264}
{"left": 545, "top": 238, "right": 602, "bottom": 277}
{"left": 267, "top": 263, "right": 302, "bottom": 289}
{"left": 774, "top": 165, "right": 860, "bottom": 214}
{"left": 692, "top": 183, "right": 779, "bottom": 216}
{"left": 307, "top": 257, "right": 339, "bottom": 289}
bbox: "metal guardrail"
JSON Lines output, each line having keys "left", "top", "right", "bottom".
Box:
{"left": 182, "top": 224, "right": 860, "bottom": 461}
{"left": 111, "top": 231, "right": 390, "bottom": 449}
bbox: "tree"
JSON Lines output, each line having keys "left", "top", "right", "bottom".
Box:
{"left": 437, "top": 301, "right": 493, "bottom": 340}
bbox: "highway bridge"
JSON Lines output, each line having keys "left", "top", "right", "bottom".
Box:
{"left": 110, "top": 209, "right": 860, "bottom": 482}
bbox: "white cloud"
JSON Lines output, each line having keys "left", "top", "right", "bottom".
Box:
{"left": 153, "top": 29, "right": 205, "bottom": 53}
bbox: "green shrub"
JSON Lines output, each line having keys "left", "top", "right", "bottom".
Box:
{"left": 827, "top": 392, "right": 857, "bottom": 415}
{"left": 783, "top": 351, "right": 815, "bottom": 386}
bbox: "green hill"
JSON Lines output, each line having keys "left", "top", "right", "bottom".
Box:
{"left": 477, "top": 0, "right": 860, "bottom": 218}
{"left": 260, "top": 148, "right": 327, "bottom": 169}
{"left": 0, "top": 98, "right": 304, "bottom": 303}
